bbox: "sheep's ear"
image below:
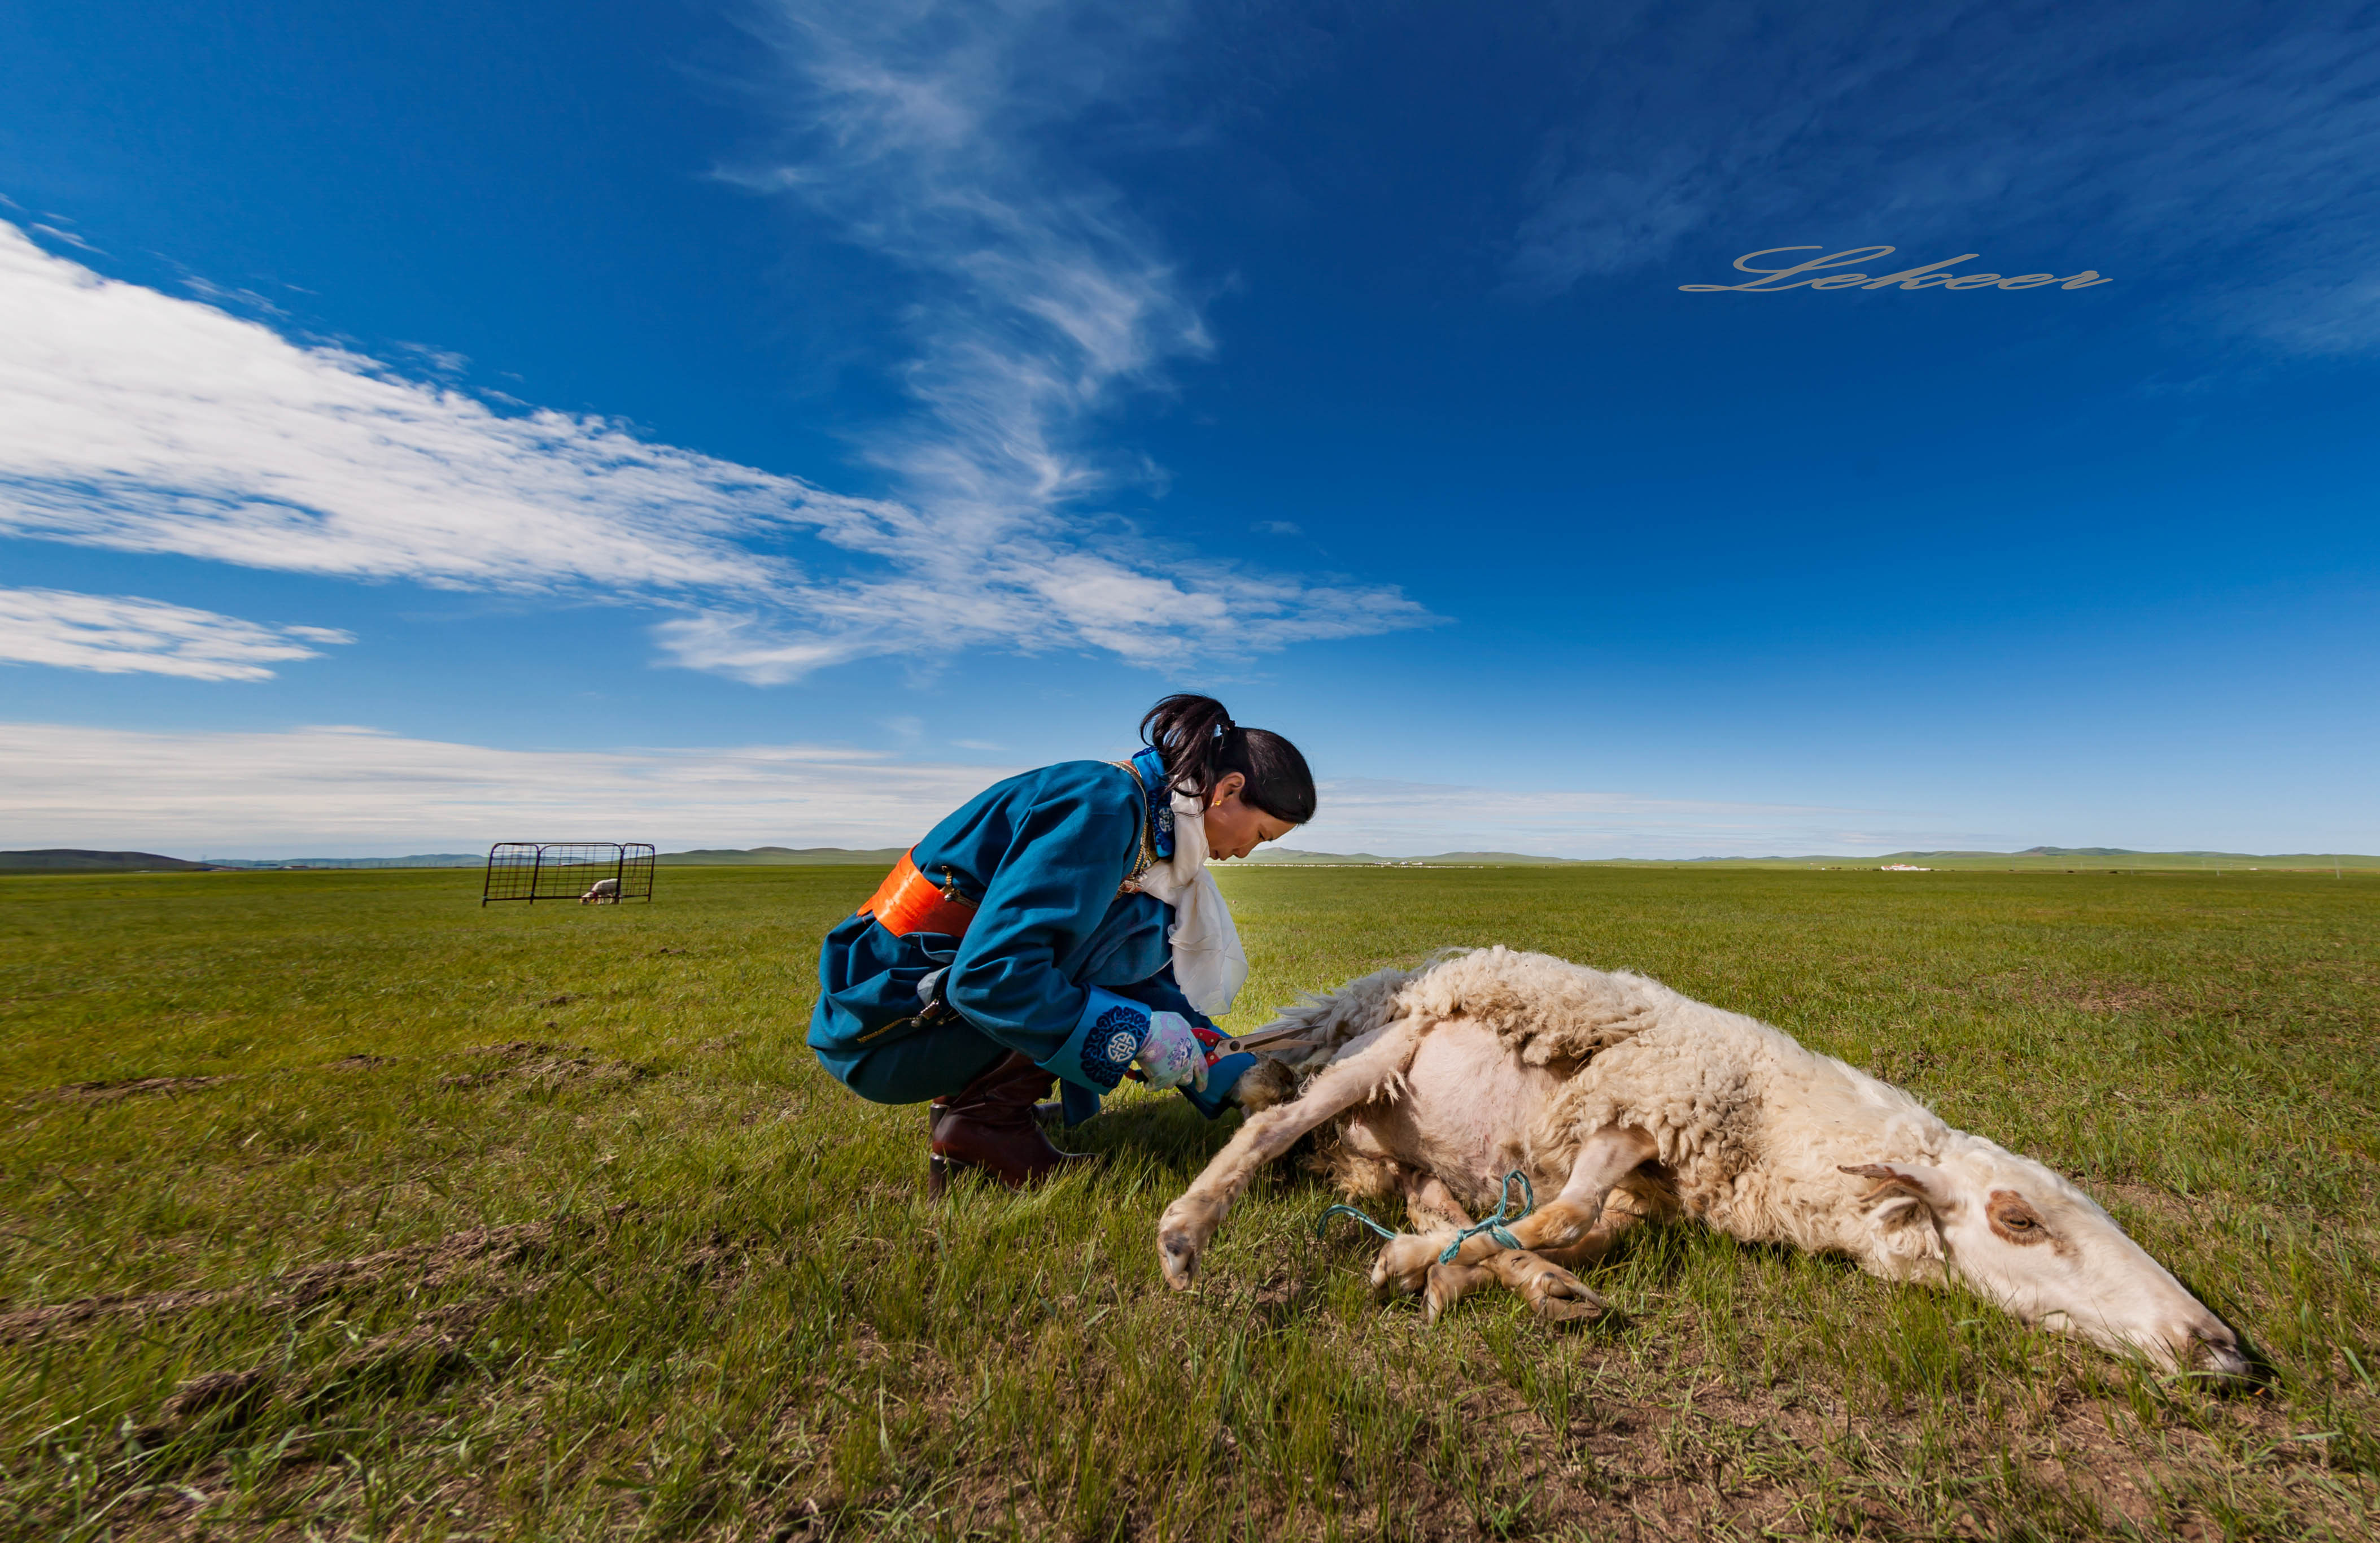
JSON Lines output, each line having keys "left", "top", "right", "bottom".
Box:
{"left": 1840, "top": 1162, "right": 1959, "bottom": 1214}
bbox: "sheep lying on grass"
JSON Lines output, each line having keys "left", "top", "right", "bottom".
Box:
{"left": 1161, "top": 946, "right": 2249, "bottom": 1379}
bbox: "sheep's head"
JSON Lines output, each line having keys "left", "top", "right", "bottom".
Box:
{"left": 1841, "top": 1148, "right": 2249, "bottom": 1381}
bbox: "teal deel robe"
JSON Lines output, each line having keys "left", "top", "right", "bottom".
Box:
{"left": 808, "top": 750, "right": 1254, "bottom": 1118}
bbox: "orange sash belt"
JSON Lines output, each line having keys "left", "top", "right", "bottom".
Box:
{"left": 858, "top": 850, "right": 979, "bottom": 938}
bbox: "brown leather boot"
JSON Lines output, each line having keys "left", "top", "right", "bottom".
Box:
{"left": 928, "top": 1052, "right": 1093, "bottom": 1196}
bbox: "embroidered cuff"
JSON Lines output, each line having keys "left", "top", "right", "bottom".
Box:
{"left": 1040, "top": 987, "right": 1151, "bottom": 1093}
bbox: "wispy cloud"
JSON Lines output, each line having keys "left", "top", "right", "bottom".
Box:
{"left": 0, "top": 198, "right": 1426, "bottom": 679}
{"left": 0, "top": 221, "right": 883, "bottom": 599}
{"left": 30, "top": 222, "right": 104, "bottom": 255}
{"left": 0, "top": 721, "right": 1020, "bottom": 851}
{"left": 392, "top": 340, "right": 470, "bottom": 377}
{"left": 672, "top": 0, "right": 1435, "bottom": 678}
{"left": 177, "top": 275, "right": 289, "bottom": 317}
{"left": 1505, "top": 1, "right": 2380, "bottom": 351}
{"left": 0, "top": 587, "right": 353, "bottom": 681}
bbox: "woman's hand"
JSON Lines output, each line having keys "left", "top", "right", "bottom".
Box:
{"left": 1134, "top": 1011, "right": 1210, "bottom": 1092}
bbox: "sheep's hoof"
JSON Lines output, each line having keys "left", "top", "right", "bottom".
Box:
{"left": 1368, "top": 1232, "right": 1444, "bottom": 1298}
{"left": 1156, "top": 1195, "right": 1221, "bottom": 1290}
{"left": 1523, "top": 1266, "right": 1607, "bottom": 1324}
{"left": 1423, "top": 1262, "right": 1483, "bottom": 1324}
{"left": 1159, "top": 1230, "right": 1199, "bottom": 1289}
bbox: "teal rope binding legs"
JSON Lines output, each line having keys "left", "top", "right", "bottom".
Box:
{"left": 1437, "top": 1171, "right": 1535, "bottom": 1263}
{"left": 1314, "top": 1201, "right": 1399, "bottom": 1243}
{"left": 1311, "top": 1169, "right": 1538, "bottom": 1261}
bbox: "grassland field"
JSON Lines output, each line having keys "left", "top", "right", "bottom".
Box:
{"left": 2, "top": 864, "right": 2375, "bottom": 1541}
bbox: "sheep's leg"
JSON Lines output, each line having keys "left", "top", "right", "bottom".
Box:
{"left": 1461, "top": 1250, "right": 1615, "bottom": 1324}
{"left": 1158, "top": 1018, "right": 1424, "bottom": 1291}
{"left": 1399, "top": 1171, "right": 1609, "bottom": 1324}
{"left": 1372, "top": 1125, "right": 1657, "bottom": 1306}
{"left": 1391, "top": 1170, "right": 1503, "bottom": 1323}
{"left": 1531, "top": 1198, "right": 1645, "bottom": 1271}
{"left": 1400, "top": 1169, "right": 1473, "bottom": 1231}
{"left": 1400, "top": 1165, "right": 1620, "bottom": 1326}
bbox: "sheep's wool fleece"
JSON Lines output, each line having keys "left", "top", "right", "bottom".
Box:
{"left": 1277, "top": 947, "right": 1968, "bottom": 1279}
{"left": 1391, "top": 946, "right": 1668, "bottom": 1065}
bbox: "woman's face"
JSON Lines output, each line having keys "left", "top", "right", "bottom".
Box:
{"left": 1201, "top": 772, "right": 1300, "bottom": 860}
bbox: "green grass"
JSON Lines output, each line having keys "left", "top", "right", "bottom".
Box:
{"left": 2, "top": 865, "right": 2375, "bottom": 1540}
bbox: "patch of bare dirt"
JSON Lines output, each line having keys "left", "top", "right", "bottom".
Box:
{"left": 2090, "top": 1179, "right": 2224, "bottom": 1230}
{"left": 161, "top": 1366, "right": 273, "bottom": 1423}
{"left": 328, "top": 1053, "right": 390, "bottom": 1070}
{"left": 0, "top": 1211, "right": 609, "bottom": 1344}
{"left": 131, "top": 1223, "right": 757, "bottom": 1457}
{"left": 16, "top": 1074, "right": 236, "bottom": 1107}
{"left": 438, "top": 1043, "right": 647, "bottom": 1093}
{"left": 455, "top": 1039, "right": 567, "bottom": 1059}
{"left": 2063, "top": 983, "right": 2174, "bottom": 1014}
{"left": 136, "top": 1299, "right": 518, "bottom": 1457}
{"left": 1969, "top": 971, "right": 2182, "bottom": 1017}
{"left": 2084, "top": 1178, "right": 2379, "bottom": 1245}
{"left": 1867, "top": 1045, "right": 1938, "bottom": 1084}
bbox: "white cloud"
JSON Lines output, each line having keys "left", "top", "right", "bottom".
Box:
{"left": 392, "top": 341, "right": 469, "bottom": 377}
{"left": 30, "top": 222, "right": 103, "bottom": 255}
{"left": 0, "top": 720, "right": 1999, "bottom": 858}
{"left": 674, "top": 0, "right": 1435, "bottom": 677}
{"left": 176, "top": 276, "right": 289, "bottom": 317}
{"left": 0, "top": 588, "right": 352, "bottom": 681}
{"left": 0, "top": 221, "right": 879, "bottom": 596}
{"left": 0, "top": 721, "right": 1020, "bottom": 852}
{"left": 1504, "top": 2, "right": 2380, "bottom": 352}
{"left": 0, "top": 207, "right": 1427, "bottom": 679}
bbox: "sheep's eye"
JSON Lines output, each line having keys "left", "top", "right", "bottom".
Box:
{"left": 1985, "top": 1189, "right": 2050, "bottom": 1245}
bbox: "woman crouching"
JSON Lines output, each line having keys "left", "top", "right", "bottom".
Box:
{"left": 807, "top": 695, "right": 1313, "bottom": 1193}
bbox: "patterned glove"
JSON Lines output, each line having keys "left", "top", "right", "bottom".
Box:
{"left": 1133, "top": 1010, "right": 1209, "bottom": 1092}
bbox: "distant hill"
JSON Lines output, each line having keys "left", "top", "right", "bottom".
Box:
{"left": 0, "top": 848, "right": 216, "bottom": 871}
{"left": 207, "top": 855, "right": 483, "bottom": 869}
{"left": 1868, "top": 848, "right": 2375, "bottom": 870}
{"left": 3, "top": 851, "right": 481, "bottom": 871}
{"left": 658, "top": 846, "right": 909, "bottom": 866}
{"left": 1597, "top": 849, "right": 2379, "bottom": 871}
{"left": 1422, "top": 851, "right": 1592, "bottom": 866}
{"left": 1232, "top": 848, "right": 1586, "bottom": 866}
{"left": 2018, "top": 845, "right": 2139, "bottom": 857}
{"left": 1231, "top": 848, "right": 1390, "bottom": 865}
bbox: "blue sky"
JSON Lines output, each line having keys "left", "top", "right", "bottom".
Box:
{"left": 2, "top": 0, "right": 2375, "bottom": 857}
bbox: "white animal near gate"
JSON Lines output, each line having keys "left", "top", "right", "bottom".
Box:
{"left": 579, "top": 877, "right": 621, "bottom": 904}
{"left": 1159, "top": 947, "right": 2248, "bottom": 1378}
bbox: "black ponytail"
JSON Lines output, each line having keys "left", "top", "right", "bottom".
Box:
{"left": 1139, "top": 694, "right": 1317, "bottom": 825}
